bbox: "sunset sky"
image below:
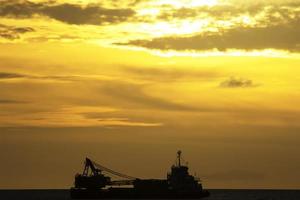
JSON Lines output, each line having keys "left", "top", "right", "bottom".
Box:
{"left": 1, "top": 0, "right": 300, "bottom": 189}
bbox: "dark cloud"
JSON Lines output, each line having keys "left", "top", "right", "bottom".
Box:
{"left": 120, "top": 18, "right": 300, "bottom": 52}
{"left": 0, "top": 24, "right": 34, "bottom": 40}
{"left": 158, "top": 5, "right": 248, "bottom": 21}
{"left": 0, "top": 0, "right": 135, "bottom": 25}
{"left": 0, "top": 72, "right": 28, "bottom": 79}
{"left": 158, "top": 3, "right": 300, "bottom": 21}
{"left": 0, "top": 99, "right": 27, "bottom": 104}
{"left": 0, "top": 72, "right": 76, "bottom": 81}
{"left": 220, "top": 77, "right": 256, "bottom": 88}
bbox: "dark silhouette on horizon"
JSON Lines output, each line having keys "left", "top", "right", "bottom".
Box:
{"left": 70, "top": 151, "right": 209, "bottom": 199}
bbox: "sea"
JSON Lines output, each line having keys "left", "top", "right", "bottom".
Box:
{"left": 1, "top": 190, "right": 300, "bottom": 200}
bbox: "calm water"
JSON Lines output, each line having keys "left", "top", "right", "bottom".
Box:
{"left": 1, "top": 189, "right": 300, "bottom": 200}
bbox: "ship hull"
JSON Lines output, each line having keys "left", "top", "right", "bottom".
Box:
{"left": 70, "top": 188, "right": 210, "bottom": 199}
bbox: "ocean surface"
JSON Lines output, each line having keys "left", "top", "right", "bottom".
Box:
{"left": 1, "top": 189, "right": 300, "bottom": 200}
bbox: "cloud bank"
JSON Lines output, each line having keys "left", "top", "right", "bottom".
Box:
{"left": 0, "top": 0, "right": 135, "bottom": 25}
{"left": 120, "top": 19, "right": 300, "bottom": 52}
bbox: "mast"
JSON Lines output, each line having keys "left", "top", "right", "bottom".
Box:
{"left": 177, "top": 150, "right": 182, "bottom": 166}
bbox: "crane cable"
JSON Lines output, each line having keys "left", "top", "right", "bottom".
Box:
{"left": 91, "top": 160, "right": 138, "bottom": 180}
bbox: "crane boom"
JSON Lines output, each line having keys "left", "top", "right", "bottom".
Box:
{"left": 91, "top": 160, "right": 137, "bottom": 180}
{"left": 75, "top": 157, "right": 137, "bottom": 189}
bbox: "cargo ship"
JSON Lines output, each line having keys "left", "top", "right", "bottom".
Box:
{"left": 70, "top": 151, "right": 209, "bottom": 199}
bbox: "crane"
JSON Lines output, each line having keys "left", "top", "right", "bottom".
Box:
{"left": 75, "top": 158, "right": 137, "bottom": 189}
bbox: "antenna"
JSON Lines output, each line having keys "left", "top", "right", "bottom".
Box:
{"left": 177, "top": 150, "right": 182, "bottom": 166}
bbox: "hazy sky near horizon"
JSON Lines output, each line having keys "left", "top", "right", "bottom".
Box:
{"left": 1, "top": 0, "right": 300, "bottom": 189}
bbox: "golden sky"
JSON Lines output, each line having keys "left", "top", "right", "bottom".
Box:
{"left": 1, "top": 0, "right": 300, "bottom": 189}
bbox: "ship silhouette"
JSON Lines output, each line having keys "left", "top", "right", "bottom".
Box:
{"left": 70, "top": 151, "right": 209, "bottom": 199}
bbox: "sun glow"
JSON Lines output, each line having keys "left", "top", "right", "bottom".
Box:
{"left": 137, "top": 20, "right": 208, "bottom": 37}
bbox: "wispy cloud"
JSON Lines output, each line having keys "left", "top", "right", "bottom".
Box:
{"left": 0, "top": 99, "right": 28, "bottom": 104}
{"left": 123, "top": 66, "right": 220, "bottom": 82}
{"left": 0, "top": 72, "right": 76, "bottom": 81}
{"left": 0, "top": 24, "right": 34, "bottom": 40}
{"left": 0, "top": 72, "right": 28, "bottom": 79}
{"left": 100, "top": 81, "right": 199, "bottom": 111}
